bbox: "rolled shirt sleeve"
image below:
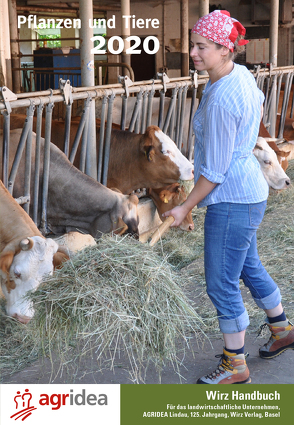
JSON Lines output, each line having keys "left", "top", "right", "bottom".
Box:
{"left": 200, "top": 104, "right": 237, "bottom": 184}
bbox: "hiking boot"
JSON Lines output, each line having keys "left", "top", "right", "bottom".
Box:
{"left": 197, "top": 349, "right": 251, "bottom": 384}
{"left": 259, "top": 320, "right": 294, "bottom": 359}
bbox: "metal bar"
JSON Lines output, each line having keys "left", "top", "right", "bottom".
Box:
{"left": 188, "top": 85, "right": 197, "bottom": 161}
{"left": 68, "top": 98, "right": 90, "bottom": 163}
{"left": 178, "top": 84, "right": 188, "bottom": 151}
{"left": 140, "top": 90, "right": 149, "bottom": 134}
{"left": 146, "top": 87, "right": 155, "bottom": 128}
{"left": 120, "top": 95, "right": 128, "bottom": 130}
{"left": 102, "top": 93, "right": 115, "bottom": 186}
{"left": 23, "top": 103, "right": 35, "bottom": 214}
{"left": 128, "top": 91, "right": 142, "bottom": 133}
{"left": 63, "top": 103, "right": 72, "bottom": 157}
{"left": 175, "top": 86, "right": 183, "bottom": 148}
{"left": 40, "top": 102, "right": 54, "bottom": 235}
{"left": 263, "top": 77, "right": 271, "bottom": 122}
{"left": 8, "top": 116, "right": 32, "bottom": 194}
{"left": 33, "top": 103, "right": 44, "bottom": 224}
{"left": 14, "top": 195, "right": 30, "bottom": 205}
{"left": 276, "top": 72, "right": 283, "bottom": 113}
{"left": 1, "top": 111, "right": 10, "bottom": 188}
{"left": 134, "top": 90, "right": 143, "bottom": 134}
{"left": 97, "top": 96, "right": 108, "bottom": 183}
{"left": 80, "top": 101, "right": 90, "bottom": 173}
{"left": 267, "top": 74, "right": 277, "bottom": 138}
{"left": 158, "top": 90, "right": 165, "bottom": 129}
{"left": 162, "top": 86, "right": 178, "bottom": 134}
{"left": 278, "top": 71, "right": 294, "bottom": 139}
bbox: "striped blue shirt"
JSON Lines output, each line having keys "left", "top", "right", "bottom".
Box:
{"left": 193, "top": 63, "right": 269, "bottom": 208}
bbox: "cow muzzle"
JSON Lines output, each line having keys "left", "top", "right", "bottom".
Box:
{"left": 12, "top": 312, "right": 32, "bottom": 324}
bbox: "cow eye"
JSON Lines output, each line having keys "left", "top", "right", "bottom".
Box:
{"left": 13, "top": 267, "right": 21, "bottom": 278}
{"left": 264, "top": 160, "right": 272, "bottom": 165}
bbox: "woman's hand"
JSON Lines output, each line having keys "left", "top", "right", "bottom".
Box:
{"left": 162, "top": 205, "right": 190, "bottom": 227}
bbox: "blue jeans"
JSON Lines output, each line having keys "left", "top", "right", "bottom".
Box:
{"left": 204, "top": 201, "right": 281, "bottom": 334}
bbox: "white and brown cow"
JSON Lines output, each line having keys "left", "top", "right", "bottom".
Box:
{"left": 253, "top": 137, "right": 291, "bottom": 190}
{"left": 0, "top": 181, "right": 68, "bottom": 323}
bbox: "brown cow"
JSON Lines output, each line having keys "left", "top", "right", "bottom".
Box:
{"left": 148, "top": 184, "right": 194, "bottom": 231}
{"left": 8, "top": 115, "right": 194, "bottom": 194}
{"left": 0, "top": 180, "right": 68, "bottom": 323}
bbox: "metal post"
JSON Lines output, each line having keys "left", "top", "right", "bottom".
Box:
{"left": 175, "top": 86, "right": 183, "bottom": 148}
{"left": 146, "top": 87, "right": 155, "bottom": 128}
{"left": 0, "top": 0, "right": 12, "bottom": 88}
{"left": 188, "top": 86, "right": 197, "bottom": 160}
{"left": 33, "top": 102, "right": 44, "bottom": 224}
{"left": 162, "top": 87, "right": 177, "bottom": 134}
{"left": 121, "top": 95, "right": 128, "bottom": 130}
{"left": 129, "top": 91, "right": 143, "bottom": 132}
{"left": 270, "top": 0, "right": 279, "bottom": 68}
{"left": 97, "top": 96, "right": 108, "bottom": 183}
{"left": 79, "top": 0, "right": 96, "bottom": 179}
{"left": 69, "top": 97, "right": 91, "bottom": 164}
{"left": 181, "top": 0, "right": 189, "bottom": 77}
{"left": 1, "top": 111, "right": 10, "bottom": 188}
{"left": 140, "top": 91, "right": 149, "bottom": 134}
{"left": 8, "top": 116, "right": 32, "bottom": 194}
{"left": 121, "top": 0, "right": 131, "bottom": 77}
{"left": 8, "top": 0, "right": 21, "bottom": 93}
{"left": 40, "top": 102, "right": 53, "bottom": 235}
{"left": 158, "top": 91, "right": 165, "bottom": 129}
{"left": 102, "top": 93, "right": 115, "bottom": 186}
{"left": 199, "top": 0, "right": 209, "bottom": 17}
{"left": 23, "top": 103, "right": 35, "bottom": 214}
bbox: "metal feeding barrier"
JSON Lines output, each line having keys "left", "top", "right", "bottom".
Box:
{"left": 1, "top": 65, "right": 293, "bottom": 235}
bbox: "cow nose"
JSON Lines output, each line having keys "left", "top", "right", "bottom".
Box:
{"left": 286, "top": 179, "right": 291, "bottom": 186}
{"left": 12, "top": 313, "right": 31, "bottom": 324}
{"left": 189, "top": 223, "right": 194, "bottom": 231}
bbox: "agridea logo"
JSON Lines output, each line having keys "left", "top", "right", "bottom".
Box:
{"left": 10, "top": 388, "right": 108, "bottom": 420}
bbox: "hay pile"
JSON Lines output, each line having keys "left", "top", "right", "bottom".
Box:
{"left": 1, "top": 163, "right": 294, "bottom": 381}
{"left": 23, "top": 235, "right": 205, "bottom": 382}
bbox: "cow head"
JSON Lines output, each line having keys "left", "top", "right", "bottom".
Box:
{"left": 0, "top": 236, "right": 59, "bottom": 324}
{"left": 112, "top": 193, "right": 139, "bottom": 237}
{"left": 91, "top": 192, "right": 139, "bottom": 238}
{"left": 253, "top": 137, "right": 291, "bottom": 190}
{"left": 265, "top": 139, "right": 291, "bottom": 171}
{"left": 140, "top": 126, "right": 194, "bottom": 187}
{"left": 148, "top": 184, "right": 194, "bottom": 231}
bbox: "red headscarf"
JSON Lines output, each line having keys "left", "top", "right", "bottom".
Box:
{"left": 191, "top": 10, "right": 249, "bottom": 52}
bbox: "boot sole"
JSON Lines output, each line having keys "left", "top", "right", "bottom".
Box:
{"left": 259, "top": 345, "right": 294, "bottom": 359}
{"left": 197, "top": 377, "right": 251, "bottom": 384}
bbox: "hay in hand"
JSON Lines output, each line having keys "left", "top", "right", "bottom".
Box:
{"left": 26, "top": 234, "right": 205, "bottom": 382}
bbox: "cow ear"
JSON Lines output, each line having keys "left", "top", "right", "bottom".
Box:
{"left": 144, "top": 145, "right": 155, "bottom": 161}
{"left": 53, "top": 249, "right": 69, "bottom": 270}
{"left": 110, "top": 187, "right": 122, "bottom": 194}
{"left": 254, "top": 142, "right": 263, "bottom": 151}
{"left": 112, "top": 217, "right": 128, "bottom": 235}
{"left": 0, "top": 251, "right": 15, "bottom": 278}
{"left": 128, "top": 194, "right": 139, "bottom": 206}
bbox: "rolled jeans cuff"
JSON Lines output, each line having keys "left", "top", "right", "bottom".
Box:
{"left": 218, "top": 309, "right": 250, "bottom": 334}
{"left": 252, "top": 287, "right": 281, "bottom": 310}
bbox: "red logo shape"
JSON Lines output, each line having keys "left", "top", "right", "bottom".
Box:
{"left": 10, "top": 389, "right": 37, "bottom": 421}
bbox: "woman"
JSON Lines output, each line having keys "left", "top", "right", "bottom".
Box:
{"left": 163, "top": 10, "right": 294, "bottom": 384}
